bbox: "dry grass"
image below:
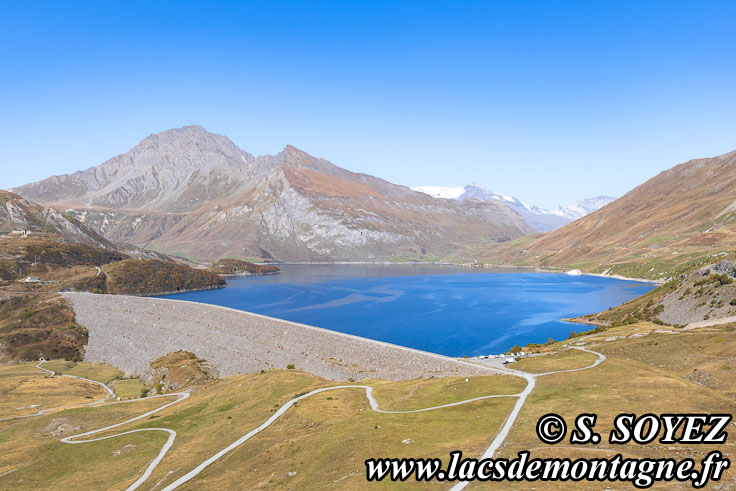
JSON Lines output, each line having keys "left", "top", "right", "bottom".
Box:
{"left": 479, "top": 151, "right": 736, "bottom": 281}
{"left": 40, "top": 360, "right": 123, "bottom": 384}
{"left": 0, "top": 363, "right": 107, "bottom": 420}
{"left": 0, "top": 365, "right": 522, "bottom": 490}
{"left": 510, "top": 349, "right": 599, "bottom": 374}
{"left": 3, "top": 321, "right": 735, "bottom": 489}
{"left": 370, "top": 375, "right": 525, "bottom": 411}
{"left": 470, "top": 325, "right": 736, "bottom": 489}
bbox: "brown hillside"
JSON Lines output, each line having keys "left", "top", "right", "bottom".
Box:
{"left": 481, "top": 149, "right": 736, "bottom": 280}
{"left": 104, "top": 259, "right": 226, "bottom": 295}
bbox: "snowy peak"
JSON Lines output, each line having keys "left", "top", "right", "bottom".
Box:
{"left": 411, "top": 184, "right": 616, "bottom": 232}
{"left": 552, "top": 196, "right": 616, "bottom": 219}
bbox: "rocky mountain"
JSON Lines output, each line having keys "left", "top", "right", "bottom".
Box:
{"left": 480, "top": 149, "right": 736, "bottom": 280}
{"left": 412, "top": 183, "right": 615, "bottom": 232}
{"left": 0, "top": 190, "right": 113, "bottom": 249}
{"left": 12, "top": 126, "right": 534, "bottom": 262}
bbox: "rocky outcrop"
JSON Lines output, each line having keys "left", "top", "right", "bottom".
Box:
{"left": 713, "top": 260, "right": 736, "bottom": 278}
{"left": 658, "top": 266, "right": 736, "bottom": 325}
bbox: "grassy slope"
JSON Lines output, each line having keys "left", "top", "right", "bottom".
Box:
{"left": 0, "top": 363, "right": 107, "bottom": 420}
{"left": 487, "top": 327, "right": 736, "bottom": 489}
{"left": 2, "top": 322, "right": 734, "bottom": 488}
{"left": 0, "top": 367, "right": 522, "bottom": 489}
{"left": 0, "top": 293, "right": 88, "bottom": 362}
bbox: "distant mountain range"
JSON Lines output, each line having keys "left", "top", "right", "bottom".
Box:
{"left": 11, "top": 126, "right": 534, "bottom": 262}
{"left": 412, "top": 183, "right": 615, "bottom": 232}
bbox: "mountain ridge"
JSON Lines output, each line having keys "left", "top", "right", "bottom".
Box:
{"left": 412, "top": 183, "right": 615, "bottom": 232}
{"left": 12, "top": 126, "right": 534, "bottom": 262}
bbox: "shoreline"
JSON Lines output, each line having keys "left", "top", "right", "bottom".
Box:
{"left": 218, "top": 271, "right": 280, "bottom": 278}
{"left": 131, "top": 284, "right": 226, "bottom": 297}
{"left": 572, "top": 271, "right": 664, "bottom": 284}
{"left": 271, "top": 261, "right": 662, "bottom": 284}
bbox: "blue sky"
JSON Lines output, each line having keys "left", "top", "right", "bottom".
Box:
{"left": 1, "top": 1, "right": 735, "bottom": 209}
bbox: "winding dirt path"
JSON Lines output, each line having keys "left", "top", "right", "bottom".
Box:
{"left": 449, "top": 346, "right": 605, "bottom": 490}
{"left": 60, "top": 392, "right": 190, "bottom": 491}
{"left": 0, "top": 360, "right": 115, "bottom": 422}
{"left": 163, "top": 347, "right": 603, "bottom": 490}
{"left": 4, "top": 347, "right": 605, "bottom": 489}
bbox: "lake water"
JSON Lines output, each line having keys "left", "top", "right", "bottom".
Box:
{"left": 157, "top": 264, "right": 655, "bottom": 357}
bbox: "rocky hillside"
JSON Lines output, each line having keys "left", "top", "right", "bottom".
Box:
{"left": 0, "top": 191, "right": 113, "bottom": 249}
{"left": 573, "top": 259, "right": 736, "bottom": 328}
{"left": 0, "top": 192, "right": 230, "bottom": 361}
{"left": 12, "top": 126, "right": 534, "bottom": 262}
{"left": 0, "top": 231, "right": 229, "bottom": 361}
{"left": 658, "top": 263, "right": 736, "bottom": 325}
{"left": 480, "top": 149, "right": 736, "bottom": 280}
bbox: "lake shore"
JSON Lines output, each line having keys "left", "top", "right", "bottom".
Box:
{"left": 271, "top": 260, "right": 663, "bottom": 284}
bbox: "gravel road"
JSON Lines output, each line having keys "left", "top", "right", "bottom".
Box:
{"left": 64, "top": 292, "right": 490, "bottom": 381}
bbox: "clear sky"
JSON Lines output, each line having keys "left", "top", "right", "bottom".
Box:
{"left": 1, "top": 1, "right": 735, "bottom": 209}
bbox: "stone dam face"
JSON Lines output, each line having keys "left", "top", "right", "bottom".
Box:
{"left": 64, "top": 292, "right": 492, "bottom": 381}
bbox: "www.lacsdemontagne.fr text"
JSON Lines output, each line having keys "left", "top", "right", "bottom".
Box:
{"left": 365, "top": 450, "right": 729, "bottom": 488}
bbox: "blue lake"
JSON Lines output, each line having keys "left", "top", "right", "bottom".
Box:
{"left": 157, "top": 264, "right": 655, "bottom": 357}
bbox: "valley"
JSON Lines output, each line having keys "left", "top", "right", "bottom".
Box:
{"left": 413, "top": 183, "right": 615, "bottom": 233}
{"left": 4, "top": 3, "right": 735, "bottom": 489}
{"left": 4, "top": 127, "right": 736, "bottom": 491}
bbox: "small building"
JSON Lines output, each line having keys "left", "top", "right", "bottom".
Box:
{"left": 22, "top": 277, "right": 40, "bottom": 283}
{"left": 503, "top": 357, "right": 516, "bottom": 364}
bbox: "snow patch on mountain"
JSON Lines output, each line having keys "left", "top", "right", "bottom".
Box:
{"left": 412, "top": 183, "right": 615, "bottom": 232}
{"left": 552, "top": 196, "right": 616, "bottom": 219}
